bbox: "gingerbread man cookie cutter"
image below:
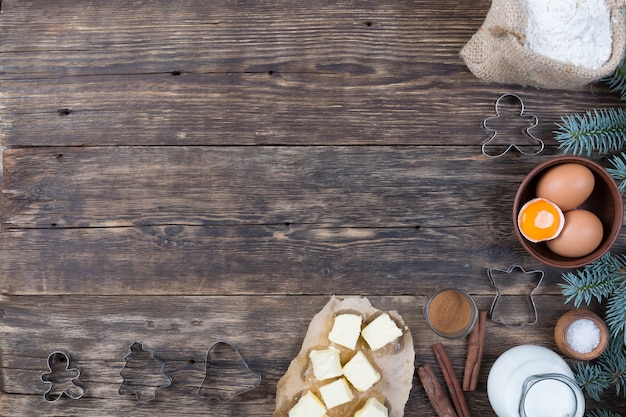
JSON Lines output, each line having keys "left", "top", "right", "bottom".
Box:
{"left": 481, "top": 93, "right": 545, "bottom": 158}
{"left": 40, "top": 351, "right": 85, "bottom": 402}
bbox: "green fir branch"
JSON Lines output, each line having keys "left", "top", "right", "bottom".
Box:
{"left": 598, "top": 336, "right": 626, "bottom": 397}
{"left": 559, "top": 253, "right": 626, "bottom": 307}
{"left": 607, "top": 152, "right": 626, "bottom": 192}
{"left": 587, "top": 410, "right": 624, "bottom": 417}
{"left": 554, "top": 107, "right": 626, "bottom": 156}
{"left": 604, "top": 58, "right": 626, "bottom": 101}
{"left": 576, "top": 362, "right": 611, "bottom": 402}
{"left": 605, "top": 283, "right": 626, "bottom": 341}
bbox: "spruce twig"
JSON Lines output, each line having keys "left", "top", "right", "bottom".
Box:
{"left": 605, "top": 58, "right": 626, "bottom": 101}
{"left": 554, "top": 107, "right": 626, "bottom": 156}
{"left": 576, "top": 362, "right": 611, "bottom": 402}
{"left": 606, "top": 283, "right": 626, "bottom": 342}
{"left": 607, "top": 152, "right": 626, "bottom": 192}
{"left": 558, "top": 253, "right": 626, "bottom": 307}
{"left": 598, "top": 337, "right": 626, "bottom": 397}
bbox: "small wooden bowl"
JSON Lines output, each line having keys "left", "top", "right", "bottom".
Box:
{"left": 555, "top": 309, "right": 609, "bottom": 361}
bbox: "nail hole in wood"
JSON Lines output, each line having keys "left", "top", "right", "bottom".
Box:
{"left": 364, "top": 21, "right": 373, "bottom": 27}
{"left": 57, "top": 108, "right": 72, "bottom": 116}
{"left": 171, "top": 71, "right": 182, "bottom": 76}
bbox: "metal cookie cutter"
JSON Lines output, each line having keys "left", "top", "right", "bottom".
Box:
{"left": 481, "top": 93, "right": 544, "bottom": 158}
{"left": 197, "top": 340, "right": 262, "bottom": 402}
{"left": 118, "top": 341, "right": 172, "bottom": 403}
{"left": 487, "top": 265, "right": 544, "bottom": 327}
{"left": 40, "top": 351, "right": 85, "bottom": 402}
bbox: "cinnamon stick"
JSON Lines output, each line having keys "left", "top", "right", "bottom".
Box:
{"left": 463, "top": 310, "right": 487, "bottom": 391}
{"left": 432, "top": 343, "right": 471, "bottom": 417}
{"left": 417, "top": 363, "right": 458, "bottom": 417}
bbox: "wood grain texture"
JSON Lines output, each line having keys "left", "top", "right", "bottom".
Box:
{"left": 0, "top": 0, "right": 625, "bottom": 415}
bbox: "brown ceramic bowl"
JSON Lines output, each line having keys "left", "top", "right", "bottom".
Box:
{"left": 554, "top": 309, "right": 609, "bottom": 361}
{"left": 513, "top": 156, "right": 623, "bottom": 269}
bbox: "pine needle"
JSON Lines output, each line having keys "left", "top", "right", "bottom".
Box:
{"left": 586, "top": 410, "right": 624, "bottom": 417}
{"left": 554, "top": 108, "right": 626, "bottom": 156}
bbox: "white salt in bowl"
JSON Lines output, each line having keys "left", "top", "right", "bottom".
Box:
{"left": 554, "top": 309, "right": 609, "bottom": 361}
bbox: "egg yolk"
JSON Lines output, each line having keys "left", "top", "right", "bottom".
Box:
{"left": 518, "top": 198, "right": 564, "bottom": 243}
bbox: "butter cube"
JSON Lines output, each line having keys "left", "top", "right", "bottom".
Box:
{"left": 288, "top": 391, "right": 327, "bottom": 417}
{"left": 342, "top": 351, "right": 381, "bottom": 392}
{"left": 309, "top": 347, "right": 343, "bottom": 381}
{"left": 328, "top": 314, "right": 362, "bottom": 350}
{"left": 319, "top": 377, "right": 354, "bottom": 409}
{"left": 361, "top": 313, "right": 403, "bottom": 351}
{"left": 354, "top": 397, "right": 388, "bottom": 417}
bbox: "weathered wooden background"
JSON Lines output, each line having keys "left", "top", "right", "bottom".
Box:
{"left": 0, "top": 0, "right": 624, "bottom": 415}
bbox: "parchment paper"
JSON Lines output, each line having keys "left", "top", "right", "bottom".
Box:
{"left": 274, "top": 296, "right": 415, "bottom": 417}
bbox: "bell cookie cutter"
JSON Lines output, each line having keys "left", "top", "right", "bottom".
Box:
{"left": 40, "top": 351, "right": 85, "bottom": 402}
{"left": 487, "top": 265, "right": 544, "bottom": 327}
{"left": 197, "top": 340, "right": 262, "bottom": 402}
{"left": 481, "top": 93, "right": 544, "bottom": 158}
{"left": 118, "top": 341, "right": 172, "bottom": 403}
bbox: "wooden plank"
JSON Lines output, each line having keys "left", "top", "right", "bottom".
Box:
{"left": 0, "top": 0, "right": 490, "bottom": 78}
{"left": 1, "top": 220, "right": 623, "bottom": 296}
{"left": 3, "top": 294, "right": 621, "bottom": 417}
{"left": 0, "top": 73, "right": 621, "bottom": 147}
{"left": 0, "top": 223, "right": 537, "bottom": 296}
{"left": 0, "top": 146, "right": 593, "bottom": 228}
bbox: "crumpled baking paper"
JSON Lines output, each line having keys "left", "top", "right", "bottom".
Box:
{"left": 274, "top": 296, "right": 415, "bottom": 417}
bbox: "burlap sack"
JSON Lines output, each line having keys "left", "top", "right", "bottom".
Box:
{"left": 460, "top": 0, "right": 626, "bottom": 89}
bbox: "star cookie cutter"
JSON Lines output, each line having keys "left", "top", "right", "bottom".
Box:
{"left": 487, "top": 265, "right": 544, "bottom": 327}
{"left": 197, "top": 340, "right": 262, "bottom": 402}
{"left": 481, "top": 93, "right": 544, "bottom": 158}
{"left": 40, "top": 351, "right": 85, "bottom": 402}
{"left": 118, "top": 341, "right": 172, "bottom": 403}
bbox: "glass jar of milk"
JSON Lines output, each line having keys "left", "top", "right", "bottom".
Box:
{"left": 487, "top": 345, "right": 584, "bottom": 417}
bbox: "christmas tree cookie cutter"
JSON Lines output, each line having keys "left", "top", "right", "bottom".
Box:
{"left": 40, "top": 351, "right": 85, "bottom": 402}
{"left": 481, "top": 93, "right": 545, "bottom": 158}
{"left": 487, "top": 265, "right": 544, "bottom": 327}
{"left": 118, "top": 341, "right": 172, "bottom": 403}
{"left": 197, "top": 340, "right": 262, "bottom": 402}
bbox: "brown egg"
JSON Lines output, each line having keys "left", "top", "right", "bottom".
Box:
{"left": 536, "top": 163, "right": 595, "bottom": 211}
{"left": 546, "top": 209, "right": 604, "bottom": 258}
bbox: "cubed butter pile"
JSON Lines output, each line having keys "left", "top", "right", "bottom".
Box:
{"left": 288, "top": 312, "right": 403, "bottom": 417}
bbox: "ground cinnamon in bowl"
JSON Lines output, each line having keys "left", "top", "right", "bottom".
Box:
{"left": 426, "top": 289, "right": 478, "bottom": 338}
